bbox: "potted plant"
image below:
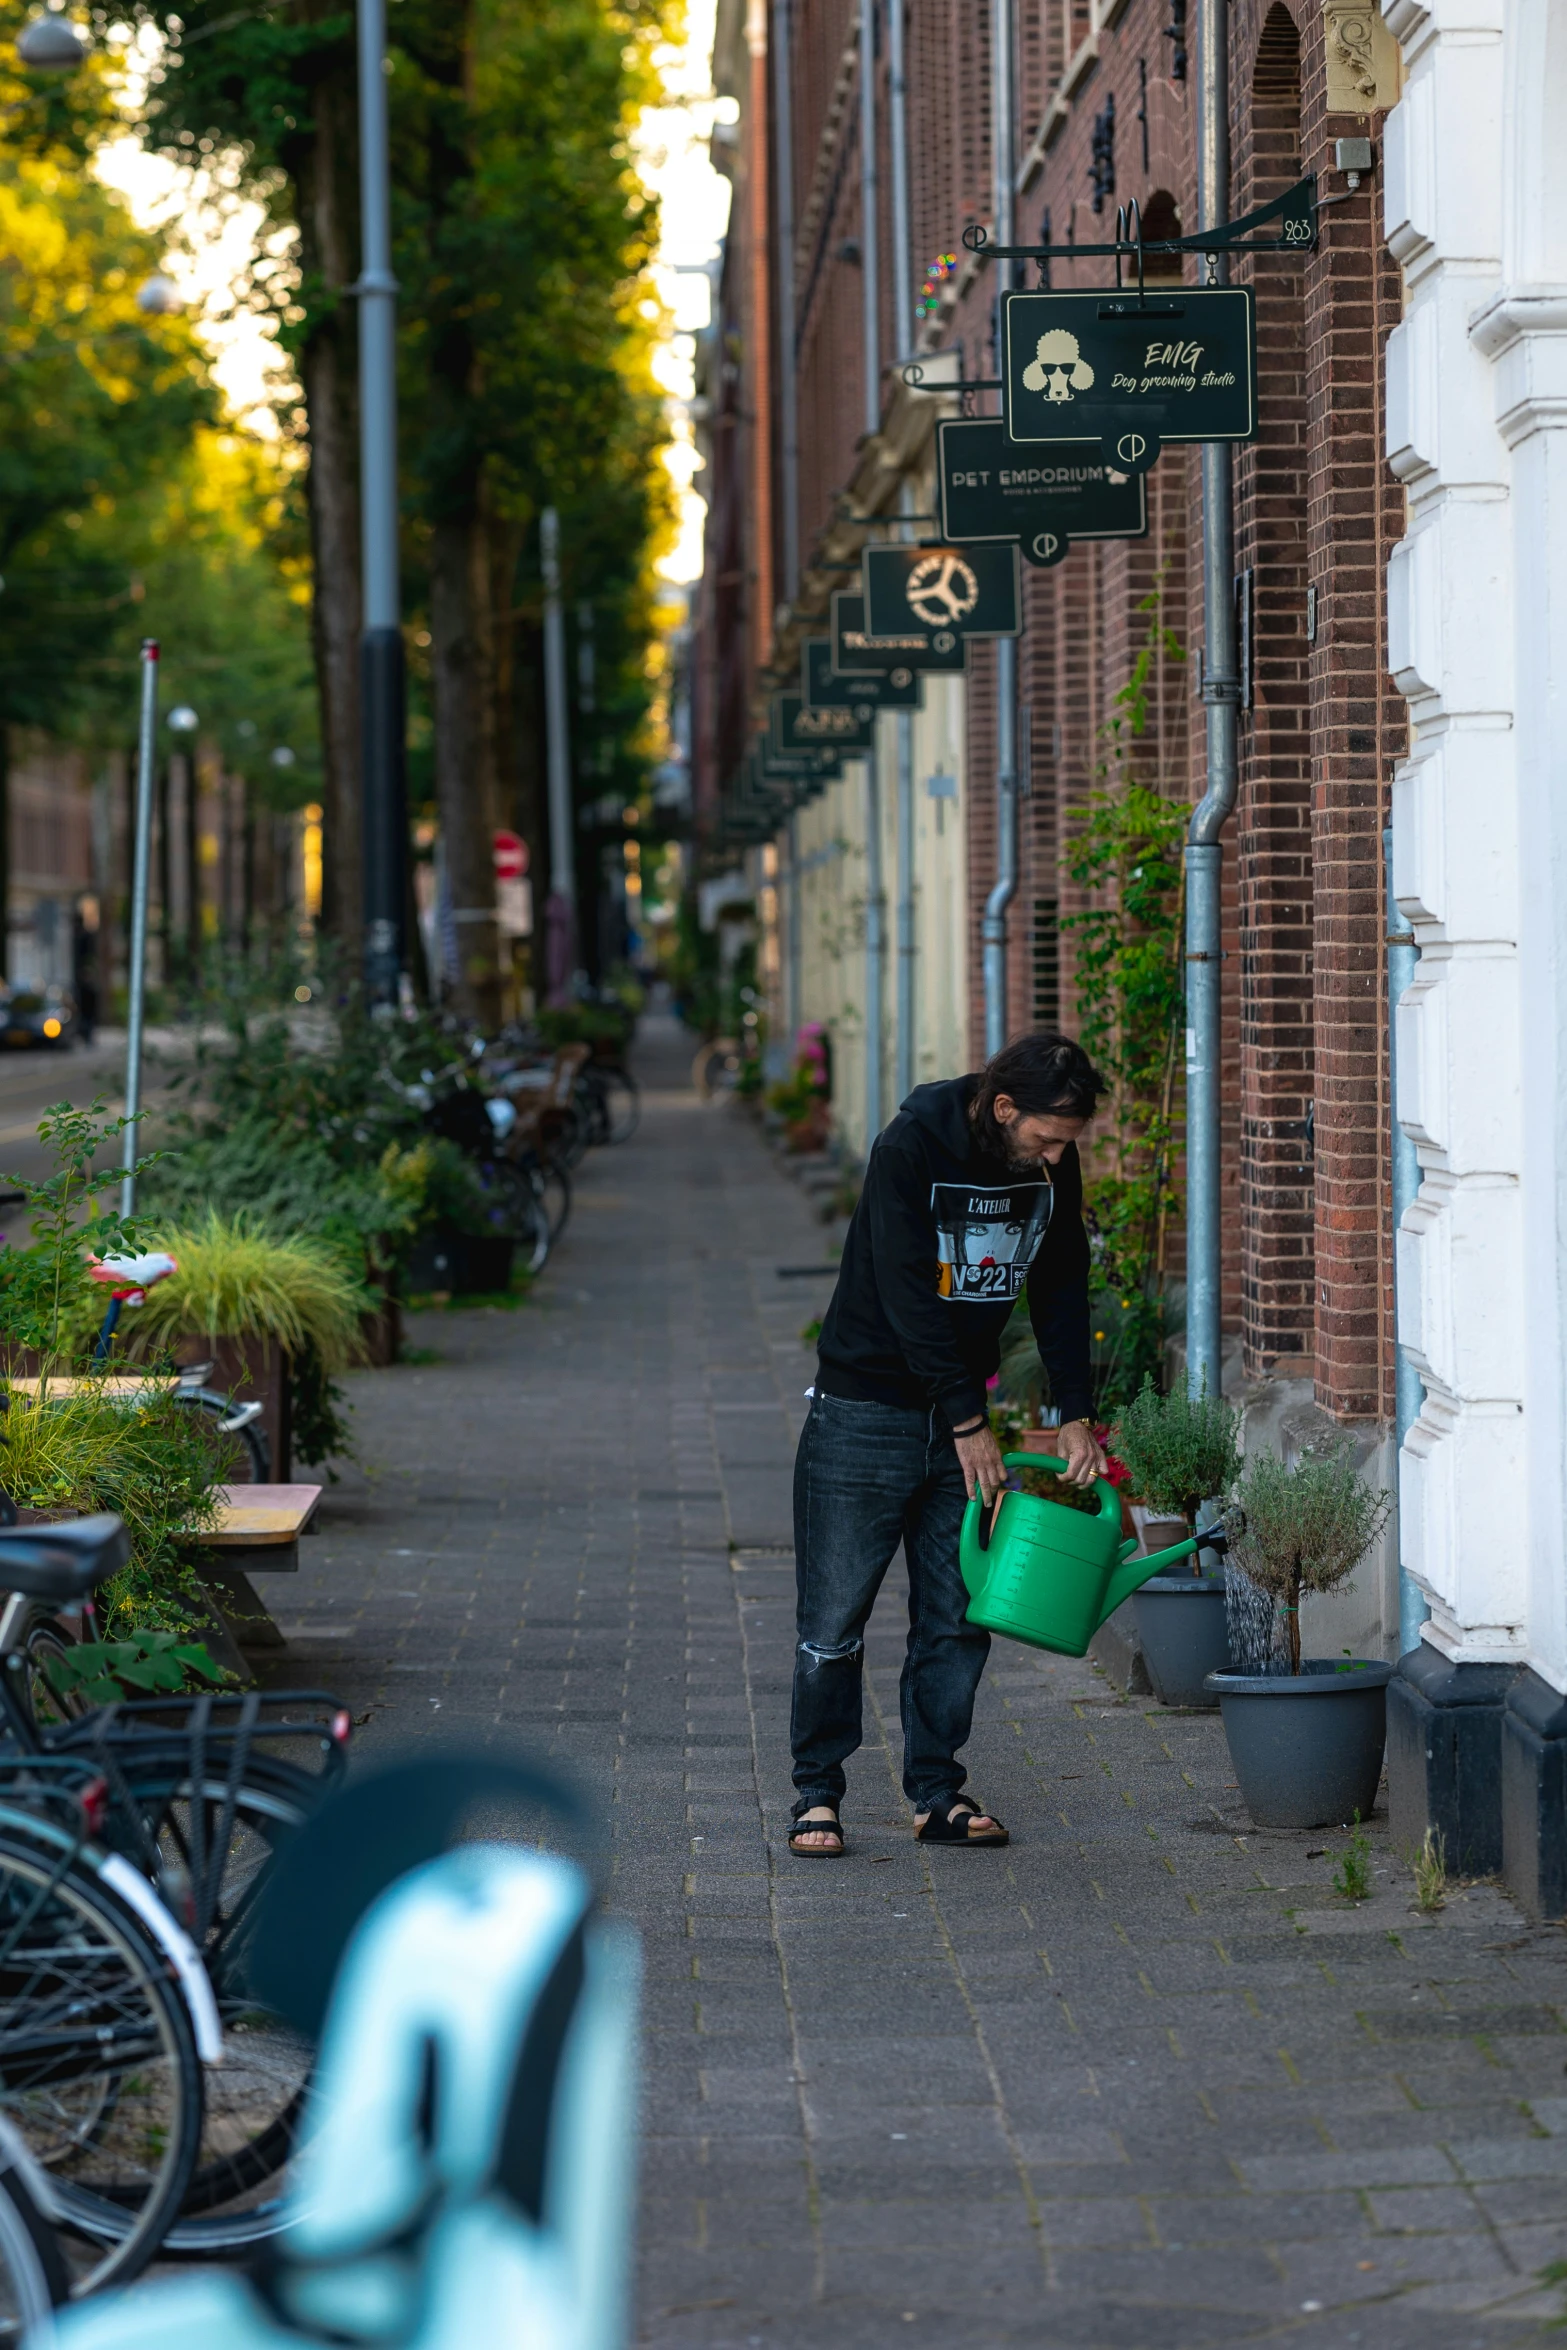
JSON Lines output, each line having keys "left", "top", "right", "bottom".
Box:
{"left": 1205, "top": 1443, "right": 1393, "bottom": 1828}
{"left": 1109, "top": 1378, "right": 1243, "bottom": 1707}
{"left": 110, "top": 1210, "right": 368, "bottom": 1480}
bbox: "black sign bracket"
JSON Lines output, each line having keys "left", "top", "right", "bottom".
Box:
{"left": 961, "top": 173, "right": 1319, "bottom": 268}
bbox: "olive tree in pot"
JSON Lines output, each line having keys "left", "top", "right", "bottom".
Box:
{"left": 1205, "top": 1444, "right": 1393, "bottom": 1829}
{"left": 1109, "top": 1380, "right": 1243, "bottom": 1708}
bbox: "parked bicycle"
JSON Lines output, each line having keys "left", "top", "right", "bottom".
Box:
{"left": 0, "top": 1515, "right": 349, "bottom": 2293}
{"left": 47, "top": 1751, "right": 640, "bottom": 2350}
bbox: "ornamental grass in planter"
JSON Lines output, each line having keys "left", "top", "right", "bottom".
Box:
{"left": 105, "top": 1212, "right": 369, "bottom": 1480}
{"left": 1107, "top": 1380, "right": 1243, "bottom": 1707}
{"left": 1208, "top": 1444, "right": 1393, "bottom": 1829}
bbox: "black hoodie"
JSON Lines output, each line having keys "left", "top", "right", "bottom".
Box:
{"left": 815, "top": 1074, "right": 1095, "bottom": 1433}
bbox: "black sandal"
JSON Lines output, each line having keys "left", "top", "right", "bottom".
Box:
{"left": 915, "top": 1797, "right": 1008, "bottom": 1847}
{"left": 788, "top": 1807, "right": 845, "bottom": 1858}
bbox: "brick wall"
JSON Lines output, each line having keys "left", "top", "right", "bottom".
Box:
{"left": 699, "top": 0, "right": 1407, "bottom": 1428}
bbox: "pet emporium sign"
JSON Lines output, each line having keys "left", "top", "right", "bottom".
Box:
{"left": 935, "top": 417, "right": 1147, "bottom": 566}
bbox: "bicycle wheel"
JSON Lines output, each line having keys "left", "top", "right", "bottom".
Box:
{"left": 519, "top": 1148, "right": 570, "bottom": 1243}
{"left": 0, "top": 1827, "right": 203, "bottom": 2293}
{"left": 693, "top": 1037, "right": 742, "bottom": 1098}
{"left": 17, "top": 1607, "right": 89, "bottom": 1732}
{"left": 118, "top": 1757, "right": 316, "bottom": 2249}
{"left": 0, "top": 2131, "right": 66, "bottom": 2341}
{"left": 595, "top": 1062, "right": 640, "bottom": 1144}
{"left": 170, "top": 1391, "right": 270, "bottom": 1484}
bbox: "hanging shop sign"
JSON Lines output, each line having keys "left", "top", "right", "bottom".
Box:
{"left": 802, "top": 637, "right": 922, "bottom": 712}
{"left": 829, "top": 591, "right": 968, "bottom": 681}
{"left": 754, "top": 742, "right": 841, "bottom": 796}
{"left": 1001, "top": 285, "right": 1257, "bottom": 473}
{"left": 771, "top": 693, "right": 877, "bottom": 756}
{"left": 935, "top": 417, "right": 1147, "bottom": 567}
{"left": 862, "top": 541, "right": 1021, "bottom": 642}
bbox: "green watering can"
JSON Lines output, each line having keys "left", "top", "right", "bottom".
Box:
{"left": 959, "top": 1452, "right": 1228, "bottom": 1658}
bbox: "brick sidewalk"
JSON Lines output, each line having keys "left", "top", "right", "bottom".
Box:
{"left": 279, "top": 1014, "right": 1566, "bottom": 2349}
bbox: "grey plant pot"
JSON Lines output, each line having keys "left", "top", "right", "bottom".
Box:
{"left": 1132, "top": 1575, "right": 1231, "bottom": 1708}
{"left": 1204, "top": 1659, "right": 1394, "bottom": 1828}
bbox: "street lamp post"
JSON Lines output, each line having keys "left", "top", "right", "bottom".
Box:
{"left": 355, "top": 0, "right": 406, "bottom": 1008}
{"left": 121, "top": 644, "right": 161, "bottom": 1220}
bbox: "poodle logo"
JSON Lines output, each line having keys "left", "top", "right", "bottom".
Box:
{"left": 1022, "top": 328, "right": 1096, "bottom": 404}
{"left": 905, "top": 552, "right": 979, "bottom": 629}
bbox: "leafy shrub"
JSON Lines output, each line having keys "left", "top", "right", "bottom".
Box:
{"left": 1110, "top": 1377, "right": 1242, "bottom": 1530}
{"left": 47, "top": 1629, "right": 225, "bottom": 1704}
{"left": 1227, "top": 1443, "right": 1392, "bottom": 1675}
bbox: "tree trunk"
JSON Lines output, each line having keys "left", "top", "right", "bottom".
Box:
{"left": 294, "top": 66, "right": 364, "bottom": 969}
{"left": 430, "top": 500, "right": 502, "bottom": 1026}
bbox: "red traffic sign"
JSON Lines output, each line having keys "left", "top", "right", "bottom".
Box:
{"left": 493, "top": 830, "right": 528, "bottom": 881}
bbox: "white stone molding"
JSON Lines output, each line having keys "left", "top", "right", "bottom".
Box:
{"left": 1382, "top": 0, "right": 1518, "bottom": 1659}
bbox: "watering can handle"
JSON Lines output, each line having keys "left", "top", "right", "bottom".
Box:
{"left": 1001, "top": 1453, "right": 1125, "bottom": 1526}
{"left": 975, "top": 1454, "right": 1124, "bottom": 1552}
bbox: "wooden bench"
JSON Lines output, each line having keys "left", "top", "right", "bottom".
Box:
{"left": 191, "top": 1484, "right": 322, "bottom": 1658}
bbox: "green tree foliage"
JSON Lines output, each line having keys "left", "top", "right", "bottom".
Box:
{"left": 131, "top": 0, "right": 679, "bottom": 985}
{"left": 0, "top": 146, "right": 213, "bottom": 735}
{"left": 1064, "top": 583, "right": 1187, "bottom": 1404}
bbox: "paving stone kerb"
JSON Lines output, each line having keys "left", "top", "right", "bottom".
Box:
{"left": 275, "top": 1016, "right": 1567, "bottom": 2348}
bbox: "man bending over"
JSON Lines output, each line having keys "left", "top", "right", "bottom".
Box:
{"left": 789, "top": 1033, "right": 1106, "bottom": 1856}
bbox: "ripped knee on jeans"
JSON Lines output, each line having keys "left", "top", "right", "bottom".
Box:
{"left": 798, "top": 1635, "right": 863, "bottom": 1670}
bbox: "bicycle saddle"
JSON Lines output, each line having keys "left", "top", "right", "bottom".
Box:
{"left": 0, "top": 1514, "right": 130, "bottom": 1601}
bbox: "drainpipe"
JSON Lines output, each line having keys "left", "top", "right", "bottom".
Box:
{"left": 982, "top": 0, "right": 1017, "bottom": 1057}
{"left": 745, "top": 0, "right": 773, "bottom": 671}
{"left": 774, "top": 1, "right": 800, "bottom": 1070}
{"left": 889, "top": 0, "right": 916, "bottom": 1102}
{"left": 1183, "top": 0, "right": 1237, "bottom": 1400}
{"left": 786, "top": 813, "right": 802, "bottom": 1046}
{"left": 773, "top": 0, "right": 799, "bottom": 605}
{"left": 860, "top": 0, "right": 885, "bottom": 1141}
{"left": 1386, "top": 827, "right": 1428, "bottom": 1652}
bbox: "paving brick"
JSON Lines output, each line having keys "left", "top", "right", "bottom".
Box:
{"left": 270, "top": 1016, "right": 1567, "bottom": 2347}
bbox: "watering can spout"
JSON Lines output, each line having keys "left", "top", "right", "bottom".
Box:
{"left": 1094, "top": 1526, "right": 1229, "bottom": 1630}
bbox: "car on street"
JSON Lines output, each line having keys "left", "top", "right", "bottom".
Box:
{"left": 0, "top": 986, "right": 76, "bottom": 1049}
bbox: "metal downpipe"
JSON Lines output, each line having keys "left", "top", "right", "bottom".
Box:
{"left": 859, "top": 0, "right": 884, "bottom": 1139}
{"left": 772, "top": 0, "right": 800, "bottom": 603}
{"left": 1184, "top": 0, "right": 1237, "bottom": 1400}
{"left": 889, "top": 0, "right": 916, "bottom": 1101}
{"left": 1386, "top": 827, "right": 1428, "bottom": 1652}
{"left": 983, "top": 0, "right": 1017, "bottom": 1058}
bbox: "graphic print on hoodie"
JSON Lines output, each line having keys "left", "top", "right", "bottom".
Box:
{"left": 933, "top": 1181, "right": 1053, "bottom": 1302}
{"left": 815, "top": 1073, "right": 1095, "bottom": 1433}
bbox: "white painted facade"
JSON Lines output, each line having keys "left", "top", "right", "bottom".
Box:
{"left": 1385, "top": 0, "right": 1567, "bottom": 1694}
{"left": 782, "top": 672, "right": 972, "bottom": 1160}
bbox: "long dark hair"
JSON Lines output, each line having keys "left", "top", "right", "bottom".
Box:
{"left": 969, "top": 1032, "right": 1106, "bottom": 1156}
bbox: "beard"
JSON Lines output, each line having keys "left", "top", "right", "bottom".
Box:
{"left": 1000, "top": 1129, "right": 1045, "bottom": 1172}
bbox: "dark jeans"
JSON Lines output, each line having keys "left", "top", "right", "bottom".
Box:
{"left": 790, "top": 1391, "right": 989, "bottom": 1813}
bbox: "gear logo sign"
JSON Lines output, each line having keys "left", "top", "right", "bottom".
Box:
{"left": 1021, "top": 328, "right": 1095, "bottom": 404}
{"left": 905, "top": 552, "right": 979, "bottom": 628}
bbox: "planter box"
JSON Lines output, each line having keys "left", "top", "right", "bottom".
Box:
{"left": 1133, "top": 1576, "right": 1231, "bottom": 1708}
{"left": 169, "top": 1335, "right": 290, "bottom": 1486}
{"left": 1206, "top": 1659, "right": 1394, "bottom": 1828}
{"left": 403, "top": 1229, "right": 516, "bottom": 1298}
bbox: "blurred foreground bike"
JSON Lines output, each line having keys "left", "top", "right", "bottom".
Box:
{"left": 48, "top": 1752, "right": 640, "bottom": 2350}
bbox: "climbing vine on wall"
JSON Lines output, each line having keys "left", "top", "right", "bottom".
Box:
{"left": 1064, "top": 581, "right": 1187, "bottom": 1407}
